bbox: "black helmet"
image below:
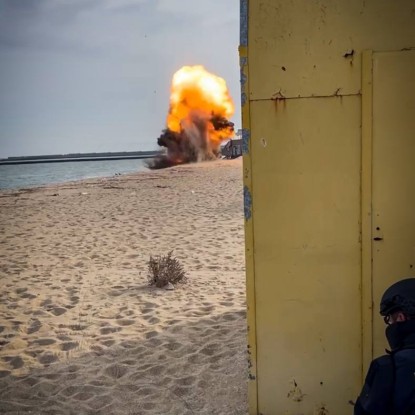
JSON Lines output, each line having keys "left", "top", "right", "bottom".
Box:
{"left": 380, "top": 278, "right": 415, "bottom": 317}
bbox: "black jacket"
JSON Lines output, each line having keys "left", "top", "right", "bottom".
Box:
{"left": 355, "top": 321, "right": 415, "bottom": 415}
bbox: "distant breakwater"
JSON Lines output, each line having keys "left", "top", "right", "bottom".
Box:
{"left": 0, "top": 151, "right": 162, "bottom": 165}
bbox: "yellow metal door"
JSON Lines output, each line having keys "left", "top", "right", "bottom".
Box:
{"left": 371, "top": 50, "right": 415, "bottom": 357}
{"left": 248, "top": 97, "right": 362, "bottom": 414}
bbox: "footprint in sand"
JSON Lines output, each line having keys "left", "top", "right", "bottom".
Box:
{"left": 31, "top": 338, "right": 56, "bottom": 346}
{"left": 105, "top": 364, "right": 128, "bottom": 379}
{"left": 57, "top": 334, "right": 72, "bottom": 341}
{"left": 116, "top": 319, "right": 135, "bottom": 326}
{"left": 100, "top": 339, "right": 115, "bottom": 347}
{"left": 147, "top": 364, "right": 166, "bottom": 376}
{"left": 100, "top": 326, "right": 121, "bottom": 335}
{"left": 172, "top": 385, "right": 191, "bottom": 397}
{"left": 87, "top": 395, "right": 113, "bottom": 411}
{"left": 20, "top": 293, "right": 37, "bottom": 299}
{"left": 148, "top": 337, "right": 163, "bottom": 347}
{"left": 199, "top": 343, "right": 219, "bottom": 356}
{"left": 61, "top": 385, "right": 82, "bottom": 398}
{"left": 70, "top": 296, "right": 80, "bottom": 304}
{"left": 72, "top": 391, "right": 95, "bottom": 401}
{"left": 221, "top": 313, "right": 237, "bottom": 322}
{"left": 170, "top": 325, "right": 183, "bottom": 334}
{"left": 32, "top": 309, "right": 48, "bottom": 317}
{"left": 50, "top": 306, "right": 67, "bottom": 316}
{"left": 146, "top": 316, "right": 160, "bottom": 324}
{"left": 38, "top": 352, "right": 58, "bottom": 365}
{"left": 27, "top": 319, "right": 42, "bottom": 334}
{"left": 65, "top": 324, "right": 87, "bottom": 331}
{"left": 3, "top": 355, "right": 24, "bottom": 369}
{"left": 163, "top": 341, "right": 182, "bottom": 351}
{"left": 108, "top": 290, "right": 123, "bottom": 297}
{"left": 60, "top": 341, "right": 79, "bottom": 351}
{"left": 40, "top": 299, "right": 52, "bottom": 307}
{"left": 178, "top": 375, "right": 197, "bottom": 386}
{"left": 141, "top": 308, "right": 153, "bottom": 314}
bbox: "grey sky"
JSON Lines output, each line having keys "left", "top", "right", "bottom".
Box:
{"left": 0, "top": 0, "right": 240, "bottom": 157}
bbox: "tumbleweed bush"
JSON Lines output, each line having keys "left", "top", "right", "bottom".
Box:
{"left": 147, "top": 251, "right": 187, "bottom": 288}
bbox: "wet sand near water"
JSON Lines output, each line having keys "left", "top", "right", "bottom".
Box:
{"left": 0, "top": 158, "right": 247, "bottom": 414}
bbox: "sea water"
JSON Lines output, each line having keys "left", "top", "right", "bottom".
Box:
{"left": 0, "top": 159, "right": 150, "bottom": 190}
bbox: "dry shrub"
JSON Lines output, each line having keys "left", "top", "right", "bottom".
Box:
{"left": 147, "top": 251, "right": 187, "bottom": 288}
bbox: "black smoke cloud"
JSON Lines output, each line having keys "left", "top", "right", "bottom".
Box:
{"left": 147, "top": 111, "right": 234, "bottom": 169}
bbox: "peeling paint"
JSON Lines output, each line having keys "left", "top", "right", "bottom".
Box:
{"left": 240, "top": 57, "right": 248, "bottom": 88}
{"left": 242, "top": 129, "right": 250, "bottom": 154}
{"left": 287, "top": 379, "right": 306, "bottom": 402}
{"left": 240, "top": 56, "right": 248, "bottom": 69}
{"left": 243, "top": 185, "right": 252, "bottom": 221}
{"left": 239, "top": 56, "right": 248, "bottom": 109}
{"left": 240, "top": 0, "right": 248, "bottom": 47}
{"left": 241, "top": 91, "right": 247, "bottom": 107}
{"left": 247, "top": 344, "right": 253, "bottom": 370}
{"left": 343, "top": 49, "right": 355, "bottom": 58}
{"left": 240, "top": 72, "right": 248, "bottom": 89}
{"left": 313, "top": 404, "right": 329, "bottom": 415}
{"left": 271, "top": 90, "right": 286, "bottom": 100}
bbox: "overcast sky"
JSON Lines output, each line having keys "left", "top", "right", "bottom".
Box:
{"left": 0, "top": 0, "right": 240, "bottom": 157}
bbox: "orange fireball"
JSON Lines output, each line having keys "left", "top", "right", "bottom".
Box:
{"left": 167, "top": 65, "right": 235, "bottom": 145}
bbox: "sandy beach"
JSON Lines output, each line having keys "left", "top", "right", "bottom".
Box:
{"left": 0, "top": 158, "right": 247, "bottom": 414}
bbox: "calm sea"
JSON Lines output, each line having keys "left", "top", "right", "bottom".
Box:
{"left": 0, "top": 159, "right": 150, "bottom": 190}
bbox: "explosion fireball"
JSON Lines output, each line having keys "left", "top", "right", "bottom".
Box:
{"left": 149, "top": 65, "right": 235, "bottom": 169}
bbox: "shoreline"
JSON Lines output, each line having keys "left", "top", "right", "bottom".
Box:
{"left": 0, "top": 150, "right": 161, "bottom": 165}
{"left": 0, "top": 158, "right": 151, "bottom": 192}
{"left": 0, "top": 158, "right": 248, "bottom": 414}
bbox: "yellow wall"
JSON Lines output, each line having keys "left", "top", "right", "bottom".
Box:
{"left": 240, "top": 1, "right": 415, "bottom": 413}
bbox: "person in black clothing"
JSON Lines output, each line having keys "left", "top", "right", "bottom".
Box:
{"left": 354, "top": 278, "right": 415, "bottom": 415}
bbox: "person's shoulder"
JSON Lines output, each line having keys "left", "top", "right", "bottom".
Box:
{"left": 370, "top": 354, "right": 393, "bottom": 369}
{"left": 356, "top": 354, "right": 395, "bottom": 415}
{"left": 362, "top": 354, "right": 394, "bottom": 386}
{"left": 394, "top": 347, "right": 415, "bottom": 369}
{"left": 396, "top": 346, "right": 415, "bottom": 356}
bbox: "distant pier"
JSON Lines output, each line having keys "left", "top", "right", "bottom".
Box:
{"left": 0, "top": 151, "right": 162, "bottom": 165}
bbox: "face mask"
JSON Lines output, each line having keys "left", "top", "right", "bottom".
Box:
{"left": 385, "top": 319, "right": 415, "bottom": 350}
